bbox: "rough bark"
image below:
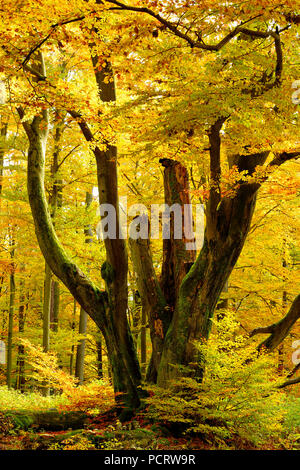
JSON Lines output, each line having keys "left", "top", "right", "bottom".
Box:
{"left": 0, "top": 122, "right": 7, "bottom": 196}
{"left": 49, "top": 121, "right": 63, "bottom": 333}
{"left": 16, "top": 281, "right": 26, "bottom": 392}
{"left": 129, "top": 235, "right": 168, "bottom": 382}
{"left": 7, "top": 230, "right": 15, "bottom": 389}
{"left": 156, "top": 119, "right": 270, "bottom": 386}
{"left": 7, "top": 272, "right": 15, "bottom": 389}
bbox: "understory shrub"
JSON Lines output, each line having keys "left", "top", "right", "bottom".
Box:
{"left": 145, "top": 313, "right": 294, "bottom": 448}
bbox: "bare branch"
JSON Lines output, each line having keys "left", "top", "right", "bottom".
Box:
{"left": 268, "top": 150, "right": 300, "bottom": 168}
{"left": 250, "top": 294, "right": 300, "bottom": 352}
{"left": 278, "top": 376, "right": 300, "bottom": 388}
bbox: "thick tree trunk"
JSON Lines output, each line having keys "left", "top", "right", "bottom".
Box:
{"left": 129, "top": 159, "right": 196, "bottom": 382}
{"left": 96, "top": 335, "right": 103, "bottom": 379}
{"left": 42, "top": 262, "right": 51, "bottom": 396}
{"left": 156, "top": 124, "right": 270, "bottom": 386}
{"left": 0, "top": 121, "right": 7, "bottom": 197}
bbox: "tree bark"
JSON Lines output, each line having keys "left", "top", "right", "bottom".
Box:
{"left": 7, "top": 228, "right": 15, "bottom": 389}
{"left": 156, "top": 120, "right": 271, "bottom": 386}
{"left": 16, "top": 278, "right": 26, "bottom": 392}
{"left": 19, "top": 52, "right": 140, "bottom": 416}
{"left": 7, "top": 271, "right": 15, "bottom": 389}
{"left": 75, "top": 191, "right": 93, "bottom": 385}
{"left": 75, "top": 306, "right": 88, "bottom": 384}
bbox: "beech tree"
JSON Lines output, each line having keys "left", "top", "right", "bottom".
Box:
{"left": 0, "top": 0, "right": 299, "bottom": 413}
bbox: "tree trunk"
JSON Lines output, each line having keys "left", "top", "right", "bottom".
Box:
{"left": 96, "top": 335, "right": 103, "bottom": 380}
{"left": 19, "top": 52, "right": 141, "bottom": 416}
{"left": 69, "top": 49, "right": 142, "bottom": 413}
{"left": 140, "top": 306, "right": 147, "bottom": 378}
{"left": 250, "top": 294, "right": 300, "bottom": 351}
{"left": 75, "top": 306, "right": 88, "bottom": 384}
{"left": 69, "top": 299, "right": 76, "bottom": 375}
{"left": 75, "top": 191, "right": 93, "bottom": 385}
{"left": 16, "top": 280, "right": 26, "bottom": 392}
{"left": 7, "top": 228, "right": 16, "bottom": 389}
{"left": 7, "top": 271, "right": 15, "bottom": 389}
{"left": 156, "top": 123, "right": 270, "bottom": 386}
{"left": 50, "top": 280, "right": 59, "bottom": 332}
{"left": 42, "top": 262, "right": 52, "bottom": 396}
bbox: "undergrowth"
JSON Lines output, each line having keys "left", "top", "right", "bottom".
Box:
{"left": 144, "top": 313, "right": 300, "bottom": 449}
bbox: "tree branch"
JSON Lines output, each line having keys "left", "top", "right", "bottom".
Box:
{"left": 250, "top": 294, "right": 300, "bottom": 352}
{"left": 207, "top": 116, "right": 227, "bottom": 211}
{"left": 278, "top": 376, "right": 300, "bottom": 389}
{"left": 268, "top": 150, "right": 300, "bottom": 168}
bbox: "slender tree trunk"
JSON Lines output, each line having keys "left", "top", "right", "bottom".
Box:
{"left": 49, "top": 117, "right": 64, "bottom": 333}
{"left": 129, "top": 159, "right": 195, "bottom": 382}
{"left": 7, "top": 271, "right": 15, "bottom": 389}
{"left": 50, "top": 281, "right": 59, "bottom": 332}
{"left": 69, "top": 299, "right": 76, "bottom": 375}
{"left": 7, "top": 227, "right": 16, "bottom": 389}
{"left": 70, "top": 49, "right": 142, "bottom": 413}
{"left": 16, "top": 280, "right": 26, "bottom": 392}
{"left": 75, "top": 306, "right": 88, "bottom": 384}
{"left": 96, "top": 335, "right": 103, "bottom": 380}
{"left": 43, "top": 263, "right": 51, "bottom": 354}
{"left": 75, "top": 191, "right": 92, "bottom": 384}
{"left": 42, "top": 262, "right": 51, "bottom": 396}
{"left": 140, "top": 306, "right": 147, "bottom": 378}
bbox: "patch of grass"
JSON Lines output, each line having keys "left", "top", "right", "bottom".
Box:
{"left": 0, "top": 386, "right": 68, "bottom": 413}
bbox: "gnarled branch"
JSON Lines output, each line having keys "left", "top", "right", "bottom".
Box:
{"left": 250, "top": 294, "right": 300, "bottom": 352}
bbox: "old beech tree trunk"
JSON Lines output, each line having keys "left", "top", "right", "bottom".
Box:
{"left": 19, "top": 52, "right": 141, "bottom": 418}
{"left": 130, "top": 117, "right": 299, "bottom": 387}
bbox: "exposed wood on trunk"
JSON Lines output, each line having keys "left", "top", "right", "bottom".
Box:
{"left": 129, "top": 235, "right": 168, "bottom": 382}
{"left": 160, "top": 158, "right": 196, "bottom": 307}
{"left": 16, "top": 280, "right": 26, "bottom": 392}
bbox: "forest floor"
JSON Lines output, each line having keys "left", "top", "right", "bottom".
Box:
{"left": 0, "top": 407, "right": 284, "bottom": 451}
